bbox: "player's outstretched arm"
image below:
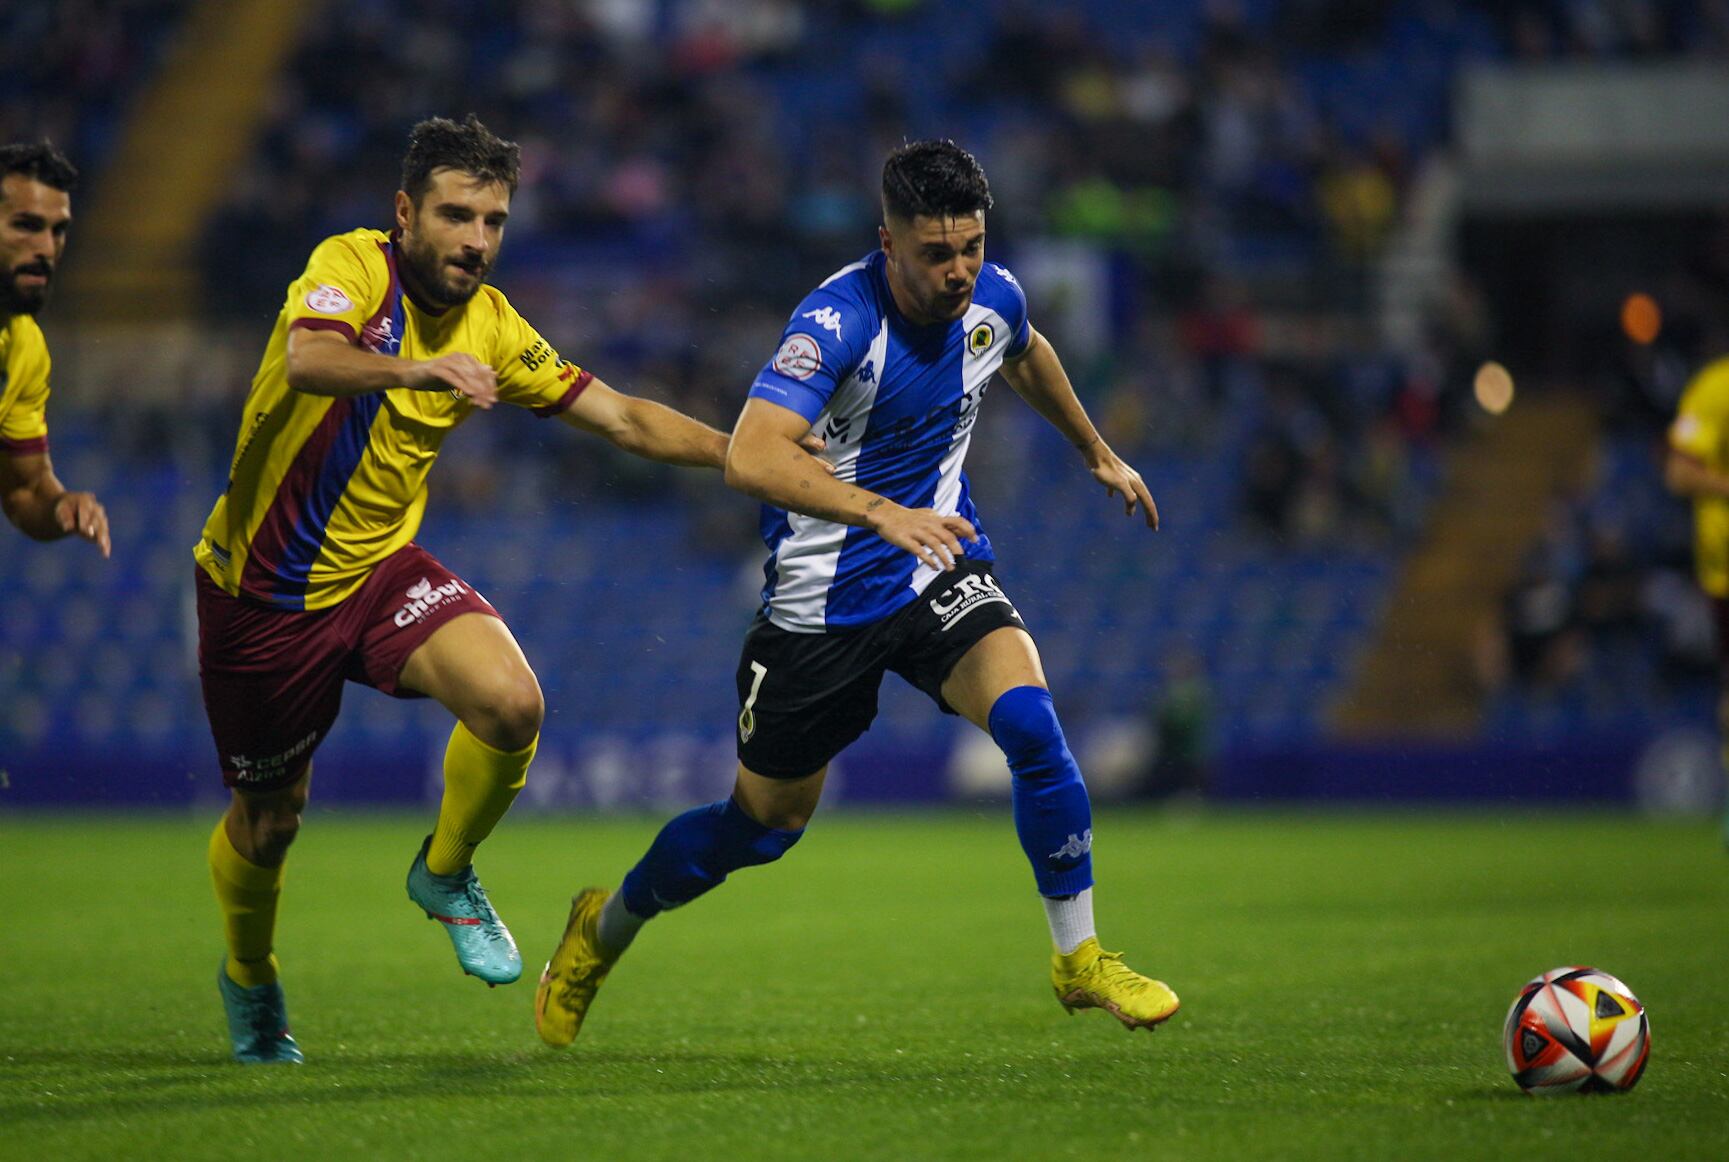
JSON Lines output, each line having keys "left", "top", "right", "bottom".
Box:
{"left": 0, "top": 449, "right": 109, "bottom": 557}
{"left": 998, "top": 325, "right": 1159, "bottom": 530}
{"left": 557, "top": 377, "right": 730, "bottom": 468}
{"left": 286, "top": 328, "right": 501, "bottom": 408}
{"left": 1663, "top": 448, "right": 1729, "bottom": 499}
{"left": 725, "top": 398, "right": 975, "bottom": 571}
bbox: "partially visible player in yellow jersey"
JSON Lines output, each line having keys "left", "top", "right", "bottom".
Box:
{"left": 199, "top": 116, "right": 766, "bottom": 1064}
{"left": 0, "top": 141, "right": 109, "bottom": 557}
{"left": 1664, "top": 353, "right": 1729, "bottom": 845}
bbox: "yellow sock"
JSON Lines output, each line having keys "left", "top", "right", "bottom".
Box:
{"left": 209, "top": 820, "right": 284, "bottom": 988}
{"left": 426, "top": 722, "right": 536, "bottom": 876}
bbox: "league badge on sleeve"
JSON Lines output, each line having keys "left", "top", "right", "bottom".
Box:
{"left": 305, "top": 285, "right": 355, "bottom": 314}
{"left": 968, "top": 322, "right": 995, "bottom": 356}
{"left": 773, "top": 334, "right": 823, "bottom": 381}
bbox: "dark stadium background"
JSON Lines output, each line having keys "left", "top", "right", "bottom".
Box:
{"left": 4, "top": 0, "right": 1729, "bottom": 816}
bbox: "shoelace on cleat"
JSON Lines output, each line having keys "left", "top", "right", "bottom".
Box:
{"left": 1086, "top": 950, "right": 1156, "bottom": 994}
{"left": 547, "top": 919, "right": 608, "bottom": 997}
{"left": 236, "top": 991, "right": 288, "bottom": 1039}
{"left": 460, "top": 880, "right": 515, "bottom": 948}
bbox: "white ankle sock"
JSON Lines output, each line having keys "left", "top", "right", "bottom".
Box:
{"left": 597, "top": 890, "right": 647, "bottom": 954}
{"left": 1043, "top": 887, "right": 1097, "bottom": 955}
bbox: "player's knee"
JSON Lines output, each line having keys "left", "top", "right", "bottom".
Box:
{"left": 718, "top": 797, "right": 805, "bottom": 866}
{"left": 244, "top": 801, "right": 304, "bottom": 863}
{"left": 736, "top": 793, "right": 818, "bottom": 832}
{"left": 468, "top": 674, "right": 544, "bottom": 753}
{"left": 752, "top": 804, "right": 814, "bottom": 832}
{"left": 988, "top": 685, "right": 1075, "bottom": 782}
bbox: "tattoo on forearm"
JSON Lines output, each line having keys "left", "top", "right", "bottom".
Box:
{"left": 865, "top": 498, "right": 885, "bottom": 511}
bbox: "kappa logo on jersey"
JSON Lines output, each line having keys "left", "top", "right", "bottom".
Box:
{"left": 968, "top": 322, "right": 995, "bottom": 356}
{"left": 857, "top": 360, "right": 876, "bottom": 384}
{"left": 305, "top": 284, "right": 355, "bottom": 314}
{"left": 928, "top": 571, "right": 1013, "bottom": 632}
{"left": 394, "top": 576, "right": 471, "bottom": 627}
{"left": 801, "top": 306, "right": 844, "bottom": 339}
{"left": 772, "top": 334, "right": 823, "bottom": 381}
{"left": 1048, "top": 829, "right": 1093, "bottom": 864}
{"left": 991, "top": 264, "right": 1018, "bottom": 287}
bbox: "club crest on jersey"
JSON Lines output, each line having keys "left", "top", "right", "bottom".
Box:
{"left": 305, "top": 284, "right": 354, "bottom": 314}
{"left": 773, "top": 334, "right": 823, "bottom": 381}
{"left": 968, "top": 322, "right": 995, "bottom": 356}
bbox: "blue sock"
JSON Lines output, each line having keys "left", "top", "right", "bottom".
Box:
{"left": 619, "top": 797, "right": 803, "bottom": 919}
{"left": 989, "top": 685, "right": 1094, "bottom": 898}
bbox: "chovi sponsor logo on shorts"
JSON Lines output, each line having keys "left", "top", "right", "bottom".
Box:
{"left": 395, "top": 576, "right": 470, "bottom": 627}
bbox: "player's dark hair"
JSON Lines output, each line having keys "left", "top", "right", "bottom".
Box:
{"left": 0, "top": 141, "right": 79, "bottom": 192}
{"left": 400, "top": 114, "right": 520, "bottom": 204}
{"left": 881, "top": 139, "right": 992, "bottom": 223}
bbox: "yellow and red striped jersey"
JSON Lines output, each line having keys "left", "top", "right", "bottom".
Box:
{"left": 195, "top": 228, "right": 591, "bottom": 610}
{"left": 1670, "top": 356, "right": 1729, "bottom": 598}
{"left": 0, "top": 313, "right": 52, "bottom": 457}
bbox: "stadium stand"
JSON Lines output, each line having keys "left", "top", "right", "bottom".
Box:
{"left": 6, "top": 0, "right": 1729, "bottom": 805}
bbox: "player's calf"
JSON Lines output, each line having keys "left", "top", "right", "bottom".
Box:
{"left": 990, "top": 685, "right": 1094, "bottom": 898}
{"left": 615, "top": 796, "right": 805, "bottom": 932}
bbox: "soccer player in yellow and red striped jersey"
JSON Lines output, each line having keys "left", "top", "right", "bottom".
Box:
{"left": 0, "top": 142, "right": 109, "bottom": 557}
{"left": 1665, "top": 353, "right": 1729, "bottom": 846}
{"left": 198, "top": 116, "right": 742, "bottom": 1063}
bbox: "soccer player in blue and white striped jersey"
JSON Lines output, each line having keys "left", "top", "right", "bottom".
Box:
{"left": 536, "top": 141, "right": 1179, "bottom": 1046}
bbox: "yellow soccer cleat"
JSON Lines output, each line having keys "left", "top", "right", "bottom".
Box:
{"left": 1051, "top": 937, "right": 1180, "bottom": 1031}
{"left": 534, "top": 887, "right": 620, "bottom": 1048}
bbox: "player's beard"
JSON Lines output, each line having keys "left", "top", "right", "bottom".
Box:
{"left": 400, "top": 234, "right": 487, "bottom": 308}
{"left": 927, "top": 283, "right": 973, "bottom": 322}
{"left": 0, "top": 262, "right": 53, "bottom": 315}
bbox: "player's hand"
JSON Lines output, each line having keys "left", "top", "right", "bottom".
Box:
{"left": 865, "top": 500, "right": 976, "bottom": 571}
{"left": 53, "top": 491, "right": 110, "bottom": 558}
{"left": 409, "top": 353, "right": 499, "bottom": 410}
{"left": 1084, "top": 443, "right": 1159, "bottom": 529}
{"left": 796, "top": 432, "right": 837, "bottom": 476}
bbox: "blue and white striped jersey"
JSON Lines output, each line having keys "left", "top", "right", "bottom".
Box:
{"left": 748, "top": 250, "right": 1031, "bottom": 632}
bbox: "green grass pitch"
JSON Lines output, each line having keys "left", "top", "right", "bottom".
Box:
{"left": 2, "top": 808, "right": 1726, "bottom": 1160}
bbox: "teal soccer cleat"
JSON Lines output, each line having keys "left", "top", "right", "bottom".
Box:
{"left": 217, "top": 963, "right": 304, "bottom": 1064}
{"left": 406, "top": 836, "right": 522, "bottom": 985}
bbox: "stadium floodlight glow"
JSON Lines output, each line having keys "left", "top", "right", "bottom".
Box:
{"left": 1473, "top": 361, "right": 1515, "bottom": 415}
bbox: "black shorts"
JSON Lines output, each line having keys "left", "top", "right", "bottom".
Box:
{"left": 735, "top": 559, "right": 1029, "bottom": 779}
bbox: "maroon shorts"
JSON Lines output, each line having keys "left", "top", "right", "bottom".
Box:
{"left": 197, "top": 543, "right": 501, "bottom": 791}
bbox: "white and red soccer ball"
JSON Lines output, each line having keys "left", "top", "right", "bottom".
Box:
{"left": 1503, "top": 966, "right": 1650, "bottom": 1094}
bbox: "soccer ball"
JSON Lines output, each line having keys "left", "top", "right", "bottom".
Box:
{"left": 1503, "top": 966, "right": 1650, "bottom": 1094}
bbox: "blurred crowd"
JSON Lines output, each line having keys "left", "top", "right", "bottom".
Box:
{"left": 0, "top": 0, "right": 185, "bottom": 168}
{"left": 13, "top": 0, "right": 1729, "bottom": 579}
{"left": 190, "top": 0, "right": 1497, "bottom": 546}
